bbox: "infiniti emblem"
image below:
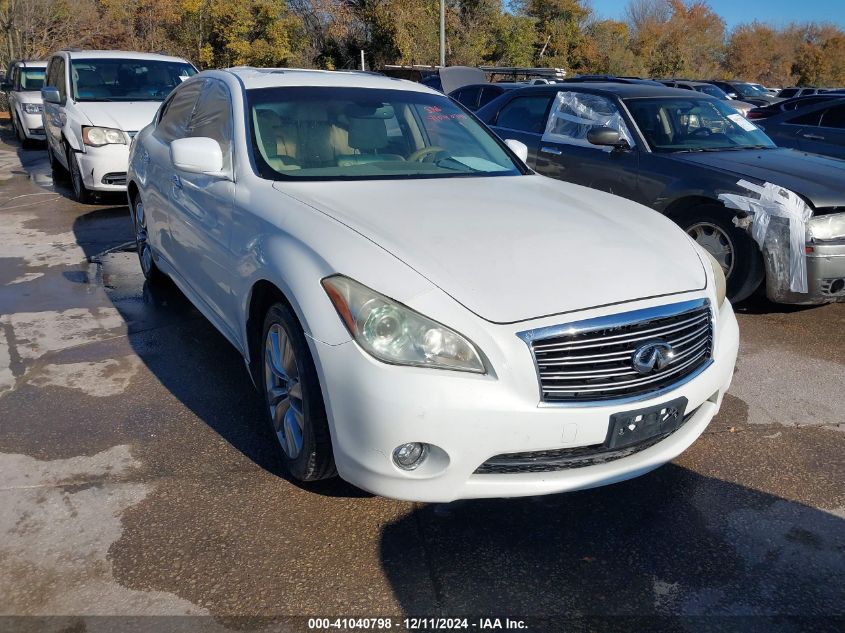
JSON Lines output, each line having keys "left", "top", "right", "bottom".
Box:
{"left": 631, "top": 340, "right": 675, "bottom": 374}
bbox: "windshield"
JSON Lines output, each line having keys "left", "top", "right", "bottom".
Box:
{"left": 735, "top": 82, "right": 765, "bottom": 96}
{"left": 696, "top": 84, "right": 728, "bottom": 99}
{"left": 247, "top": 87, "right": 524, "bottom": 180}
{"left": 71, "top": 59, "right": 196, "bottom": 102}
{"left": 625, "top": 97, "right": 776, "bottom": 152}
{"left": 20, "top": 68, "right": 45, "bottom": 90}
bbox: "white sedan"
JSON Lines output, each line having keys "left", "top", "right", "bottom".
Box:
{"left": 127, "top": 68, "right": 739, "bottom": 502}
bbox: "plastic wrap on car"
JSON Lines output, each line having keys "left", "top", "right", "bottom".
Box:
{"left": 541, "top": 91, "right": 634, "bottom": 149}
{"left": 718, "top": 180, "right": 812, "bottom": 296}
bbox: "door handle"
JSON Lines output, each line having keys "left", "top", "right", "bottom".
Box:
{"left": 171, "top": 174, "right": 182, "bottom": 190}
{"left": 802, "top": 133, "right": 825, "bottom": 140}
{"left": 540, "top": 146, "right": 563, "bottom": 156}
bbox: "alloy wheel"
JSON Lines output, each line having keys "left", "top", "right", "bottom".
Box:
{"left": 687, "top": 222, "right": 735, "bottom": 278}
{"left": 134, "top": 201, "right": 154, "bottom": 277}
{"left": 264, "top": 323, "right": 305, "bottom": 459}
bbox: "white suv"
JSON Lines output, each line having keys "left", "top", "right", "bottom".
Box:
{"left": 2, "top": 60, "right": 47, "bottom": 144}
{"left": 41, "top": 49, "right": 196, "bottom": 202}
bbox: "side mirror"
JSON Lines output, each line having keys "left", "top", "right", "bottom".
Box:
{"left": 170, "top": 137, "right": 224, "bottom": 174}
{"left": 1, "top": 82, "right": 11, "bottom": 91}
{"left": 586, "top": 126, "right": 630, "bottom": 150}
{"left": 505, "top": 138, "right": 529, "bottom": 164}
{"left": 41, "top": 87, "right": 61, "bottom": 104}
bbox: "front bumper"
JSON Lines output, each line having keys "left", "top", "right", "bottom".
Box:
{"left": 75, "top": 143, "right": 130, "bottom": 192}
{"left": 20, "top": 111, "right": 45, "bottom": 140}
{"left": 311, "top": 297, "right": 739, "bottom": 502}
{"left": 766, "top": 240, "right": 845, "bottom": 304}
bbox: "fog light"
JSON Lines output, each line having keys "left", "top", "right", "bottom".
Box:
{"left": 392, "top": 442, "right": 429, "bottom": 470}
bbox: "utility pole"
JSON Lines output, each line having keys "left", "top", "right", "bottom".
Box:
{"left": 439, "top": 0, "right": 445, "bottom": 67}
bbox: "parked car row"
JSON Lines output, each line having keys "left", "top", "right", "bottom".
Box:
{"left": 3, "top": 50, "right": 197, "bottom": 202}
{"left": 0, "top": 56, "right": 842, "bottom": 501}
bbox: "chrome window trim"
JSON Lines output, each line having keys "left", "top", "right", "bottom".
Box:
{"left": 517, "top": 298, "right": 714, "bottom": 408}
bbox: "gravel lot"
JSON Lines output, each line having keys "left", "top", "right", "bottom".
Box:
{"left": 0, "top": 124, "right": 842, "bottom": 632}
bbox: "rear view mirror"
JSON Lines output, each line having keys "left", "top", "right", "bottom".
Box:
{"left": 41, "top": 87, "right": 61, "bottom": 104}
{"left": 170, "top": 137, "right": 224, "bottom": 174}
{"left": 505, "top": 138, "right": 529, "bottom": 164}
{"left": 586, "top": 127, "right": 629, "bottom": 150}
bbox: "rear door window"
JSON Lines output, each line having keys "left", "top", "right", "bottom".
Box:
{"left": 787, "top": 108, "right": 824, "bottom": 127}
{"left": 478, "top": 86, "right": 504, "bottom": 108}
{"left": 819, "top": 105, "right": 845, "bottom": 129}
{"left": 495, "top": 95, "right": 553, "bottom": 133}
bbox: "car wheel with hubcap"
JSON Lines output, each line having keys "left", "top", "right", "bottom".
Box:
{"left": 13, "top": 111, "right": 27, "bottom": 144}
{"left": 132, "top": 194, "right": 165, "bottom": 283}
{"left": 67, "top": 145, "right": 94, "bottom": 204}
{"left": 678, "top": 204, "right": 763, "bottom": 303}
{"left": 262, "top": 302, "right": 335, "bottom": 482}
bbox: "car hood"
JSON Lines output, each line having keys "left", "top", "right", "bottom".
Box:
{"left": 16, "top": 91, "right": 43, "bottom": 104}
{"left": 75, "top": 101, "right": 161, "bottom": 132}
{"left": 275, "top": 176, "right": 706, "bottom": 324}
{"left": 671, "top": 148, "right": 845, "bottom": 209}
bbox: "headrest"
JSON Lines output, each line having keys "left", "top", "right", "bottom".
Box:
{"left": 347, "top": 117, "right": 388, "bottom": 152}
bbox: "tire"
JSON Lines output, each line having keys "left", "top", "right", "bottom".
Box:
{"left": 47, "top": 140, "right": 68, "bottom": 180}
{"left": 13, "top": 111, "right": 27, "bottom": 145}
{"left": 676, "top": 204, "right": 764, "bottom": 304}
{"left": 131, "top": 193, "right": 166, "bottom": 283}
{"left": 67, "top": 144, "right": 95, "bottom": 204}
{"left": 261, "top": 302, "right": 336, "bottom": 482}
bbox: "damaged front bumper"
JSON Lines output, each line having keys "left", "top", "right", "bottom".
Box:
{"left": 766, "top": 212, "right": 845, "bottom": 304}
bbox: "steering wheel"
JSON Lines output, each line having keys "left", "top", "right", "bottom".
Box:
{"left": 408, "top": 146, "right": 445, "bottom": 162}
{"left": 689, "top": 127, "right": 713, "bottom": 138}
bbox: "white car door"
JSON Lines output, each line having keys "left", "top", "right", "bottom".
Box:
{"left": 166, "top": 78, "right": 238, "bottom": 338}
{"left": 142, "top": 80, "right": 204, "bottom": 269}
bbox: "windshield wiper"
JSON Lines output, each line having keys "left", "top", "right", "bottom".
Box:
{"left": 433, "top": 156, "right": 481, "bottom": 172}
{"left": 723, "top": 145, "right": 774, "bottom": 151}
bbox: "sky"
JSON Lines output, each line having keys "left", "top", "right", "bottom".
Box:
{"left": 590, "top": 0, "right": 845, "bottom": 31}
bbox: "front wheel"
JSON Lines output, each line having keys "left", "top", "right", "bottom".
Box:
{"left": 132, "top": 194, "right": 165, "bottom": 283}
{"left": 13, "top": 111, "right": 27, "bottom": 144}
{"left": 262, "top": 302, "right": 336, "bottom": 482}
{"left": 678, "top": 205, "right": 763, "bottom": 303}
{"left": 67, "top": 145, "right": 95, "bottom": 204}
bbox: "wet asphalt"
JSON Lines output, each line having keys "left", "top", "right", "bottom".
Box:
{"left": 0, "top": 122, "right": 842, "bottom": 633}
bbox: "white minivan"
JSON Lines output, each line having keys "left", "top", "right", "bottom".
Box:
{"left": 2, "top": 60, "right": 47, "bottom": 144}
{"left": 41, "top": 49, "right": 196, "bottom": 202}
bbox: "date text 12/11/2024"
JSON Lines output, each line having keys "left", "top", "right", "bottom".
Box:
{"left": 307, "top": 617, "right": 528, "bottom": 630}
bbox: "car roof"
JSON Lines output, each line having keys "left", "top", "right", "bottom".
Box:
{"left": 223, "top": 67, "right": 437, "bottom": 94}
{"left": 449, "top": 82, "right": 524, "bottom": 93}
{"left": 13, "top": 60, "right": 47, "bottom": 68}
{"left": 495, "top": 82, "right": 712, "bottom": 99}
{"left": 665, "top": 80, "right": 715, "bottom": 88}
{"left": 57, "top": 49, "right": 192, "bottom": 63}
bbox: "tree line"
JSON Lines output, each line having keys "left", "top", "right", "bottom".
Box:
{"left": 2, "top": 0, "right": 844, "bottom": 87}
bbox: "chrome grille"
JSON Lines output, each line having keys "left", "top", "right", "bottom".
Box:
{"left": 520, "top": 299, "right": 712, "bottom": 403}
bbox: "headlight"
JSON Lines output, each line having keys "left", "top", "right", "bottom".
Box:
{"left": 82, "top": 126, "right": 127, "bottom": 147}
{"left": 703, "top": 250, "right": 727, "bottom": 307}
{"left": 22, "top": 103, "right": 43, "bottom": 114}
{"left": 322, "top": 275, "right": 486, "bottom": 373}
